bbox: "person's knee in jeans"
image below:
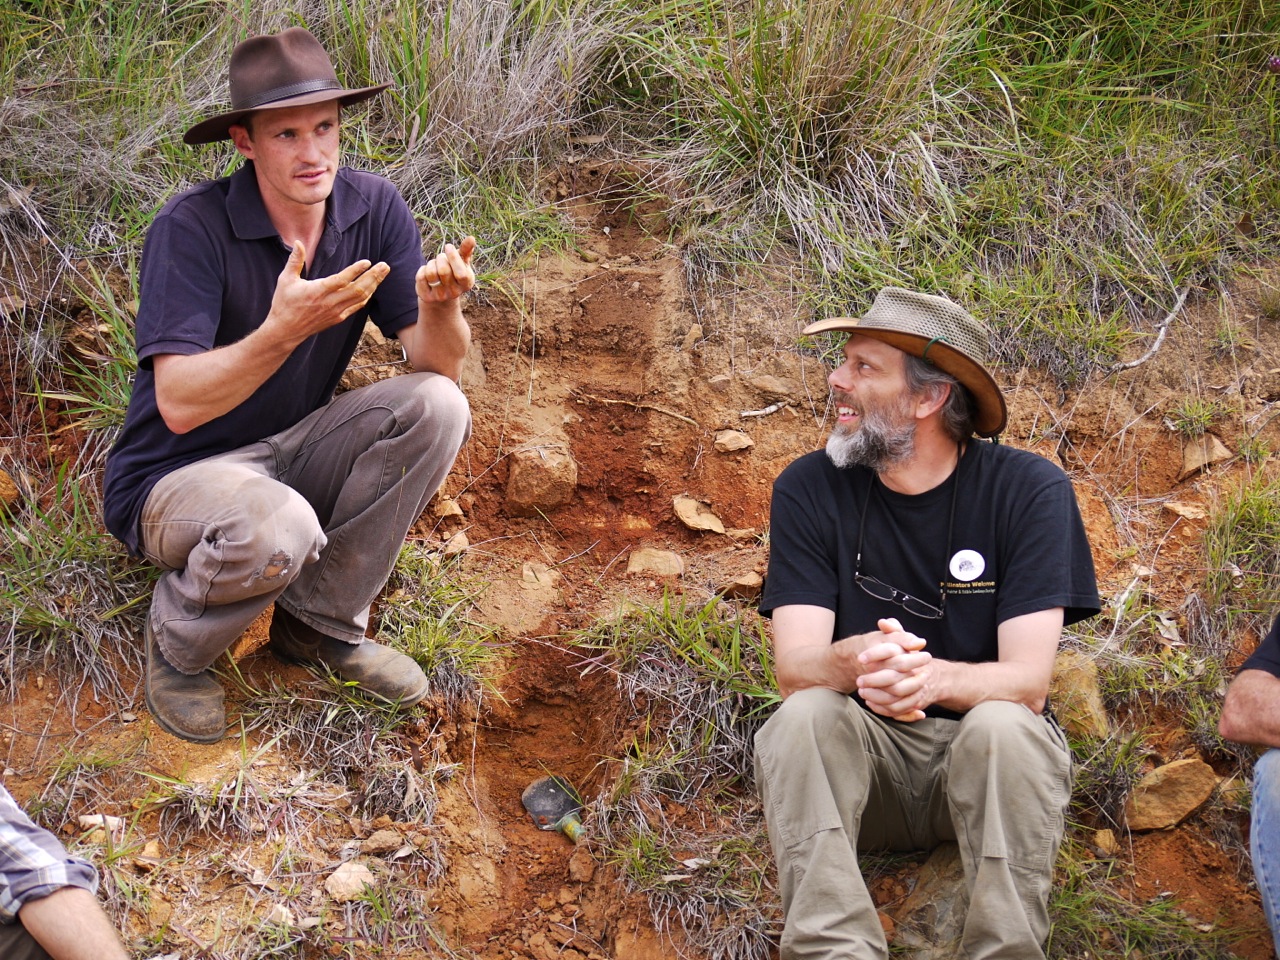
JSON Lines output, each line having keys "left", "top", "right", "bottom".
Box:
{"left": 1251, "top": 749, "right": 1280, "bottom": 954}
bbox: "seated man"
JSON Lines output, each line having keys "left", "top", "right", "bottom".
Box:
{"left": 102, "top": 28, "right": 475, "bottom": 743}
{"left": 0, "top": 783, "right": 130, "bottom": 960}
{"left": 755, "top": 288, "right": 1100, "bottom": 959}
{"left": 1218, "top": 613, "right": 1280, "bottom": 956}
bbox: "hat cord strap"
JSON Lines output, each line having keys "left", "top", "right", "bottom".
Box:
{"left": 921, "top": 337, "right": 947, "bottom": 366}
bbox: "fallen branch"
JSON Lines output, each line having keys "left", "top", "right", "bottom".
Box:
{"left": 1107, "top": 287, "right": 1189, "bottom": 374}
{"left": 572, "top": 391, "right": 699, "bottom": 427}
{"left": 741, "top": 400, "right": 788, "bottom": 418}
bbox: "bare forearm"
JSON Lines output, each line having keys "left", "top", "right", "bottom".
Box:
{"left": 1220, "top": 670, "right": 1280, "bottom": 748}
{"left": 929, "top": 658, "right": 1049, "bottom": 714}
{"left": 401, "top": 299, "right": 470, "bottom": 381}
{"left": 153, "top": 327, "right": 295, "bottom": 433}
{"left": 776, "top": 641, "right": 866, "bottom": 698}
{"left": 19, "top": 887, "right": 130, "bottom": 960}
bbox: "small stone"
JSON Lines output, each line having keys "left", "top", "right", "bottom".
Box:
{"left": 893, "top": 842, "right": 966, "bottom": 957}
{"left": 361, "top": 320, "right": 387, "bottom": 346}
{"left": 434, "top": 497, "right": 464, "bottom": 519}
{"left": 360, "top": 829, "right": 403, "bottom": 856}
{"left": 1093, "top": 828, "right": 1121, "bottom": 857}
{"left": 266, "top": 904, "right": 295, "bottom": 927}
{"left": 78, "top": 814, "right": 124, "bottom": 838}
{"left": 626, "top": 548, "right": 684, "bottom": 578}
{"left": 1178, "top": 434, "right": 1232, "bottom": 480}
{"left": 506, "top": 444, "right": 578, "bottom": 516}
{"left": 568, "top": 845, "right": 596, "bottom": 883}
{"left": 133, "top": 840, "right": 162, "bottom": 873}
{"left": 0, "top": 294, "right": 25, "bottom": 319}
{"left": 0, "top": 468, "right": 20, "bottom": 513}
{"left": 713, "top": 429, "right": 754, "bottom": 453}
{"left": 707, "top": 374, "right": 732, "bottom": 393}
{"left": 521, "top": 562, "right": 560, "bottom": 589}
{"left": 748, "top": 374, "right": 794, "bottom": 399}
{"left": 1049, "top": 650, "right": 1110, "bottom": 740}
{"left": 719, "top": 571, "right": 763, "bottom": 601}
{"left": 673, "top": 495, "right": 725, "bottom": 534}
{"left": 1163, "top": 501, "right": 1207, "bottom": 521}
{"left": 1125, "top": 758, "right": 1219, "bottom": 831}
{"left": 325, "top": 861, "right": 376, "bottom": 901}
{"left": 443, "top": 532, "right": 469, "bottom": 557}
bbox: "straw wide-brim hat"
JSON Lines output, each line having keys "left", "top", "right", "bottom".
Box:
{"left": 184, "top": 27, "right": 391, "bottom": 145}
{"left": 803, "top": 287, "right": 1007, "bottom": 437}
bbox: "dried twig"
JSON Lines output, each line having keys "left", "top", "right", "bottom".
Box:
{"left": 741, "top": 400, "right": 788, "bottom": 418}
{"left": 572, "top": 391, "right": 699, "bottom": 427}
{"left": 1107, "top": 288, "right": 1189, "bottom": 373}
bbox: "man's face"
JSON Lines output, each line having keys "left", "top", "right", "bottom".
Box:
{"left": 230, "top": 100, "right": 341, "bottom": 215}
{"left": 825, "top": 334, "right": 918, "bottom": 471}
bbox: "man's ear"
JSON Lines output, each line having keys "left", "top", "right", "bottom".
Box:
{"left": 914, "top": 381, "right": 951, "bottom": 421}
{"left": 228, "top": 124, "right": 253, "bottom": 160}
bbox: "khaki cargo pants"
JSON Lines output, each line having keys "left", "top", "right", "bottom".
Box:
{"left": 754, "top": 688, "right": 1071, "bottom": 960}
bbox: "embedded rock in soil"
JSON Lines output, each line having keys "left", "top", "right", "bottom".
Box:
{"left": 713, "top": 428, "right": 754, "bottom": 452}
{"left": 1125, "top": 758, "right": 1220, "bottom": 831}
{"left": 625, "top": 547, "right": 684, "bottom": 577}
{"left": 506, "top": 443, "right": 579, "bottom": 516}
{"left": 673, "top": 494, "right": 726, "bottom": 534}
{"left": 0, "top": 467, "right": 19, "bottom": 511}
{"left": 1049, "top": 649, "right": 1110, "bottom": 740}
{"left": 1177, "top": 433, "right": 1232, "bottom": 480}
{"left": 892, "top": 842, "right": 967, "bottom": 958}
{"left": 325, "top": 861, "right": 376, "bottom": 901}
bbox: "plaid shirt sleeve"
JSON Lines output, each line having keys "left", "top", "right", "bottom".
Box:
{"left": 0, "top": 784, "right": 98, "bottom": 923}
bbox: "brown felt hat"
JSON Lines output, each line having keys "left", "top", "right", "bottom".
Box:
{"left": 803, "top": 287, "right": 1007, "bottom": 437}
{"left": 184, "top": 27, "right": 391, "bottom": 145}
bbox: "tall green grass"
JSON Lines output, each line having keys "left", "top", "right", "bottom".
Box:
{"left": 7, "top": 0, "right": 1280, "bottom": 384}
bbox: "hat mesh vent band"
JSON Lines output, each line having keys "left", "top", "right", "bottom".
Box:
{"left": 869, "top": 294, "right": 986, "bottom": 363}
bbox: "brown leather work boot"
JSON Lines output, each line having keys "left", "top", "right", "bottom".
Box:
{"left": 268, "top": 607, "right": 430, "bottom": 708}
{"left": 144, "top": 617, "right": 227, "bottom": 744}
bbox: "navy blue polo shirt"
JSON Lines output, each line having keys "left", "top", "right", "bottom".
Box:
{"left": 102, "top": 162, "right": 426, "bottom": 555}
{"left": 1243, "top": 615, "right": 1280, "bottom": 678}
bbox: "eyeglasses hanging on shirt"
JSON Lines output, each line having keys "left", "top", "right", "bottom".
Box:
{"left": 852, "top": 446, "right": 960, "bottom": 621}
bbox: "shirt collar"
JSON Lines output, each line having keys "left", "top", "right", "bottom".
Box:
{"left": 226, "top": 162, "right": 372, "bottom": 241}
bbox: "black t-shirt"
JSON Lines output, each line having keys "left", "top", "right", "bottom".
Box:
{"left": 1242, "top": 615, "right": 1280, "bottom": 677}
{"left": 102, "top": 163, "right": 426, "bottom": 555}
{"left": 761, "top": 440, "right": 1101, "bottom": 719}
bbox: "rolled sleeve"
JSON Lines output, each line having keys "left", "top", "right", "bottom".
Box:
{"left": 0, "top": 786, "right": 98, "bottom": 924}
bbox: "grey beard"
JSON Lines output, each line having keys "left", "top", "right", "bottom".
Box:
{"left": 825, "top": 410, "right": 916, "bottom": 471}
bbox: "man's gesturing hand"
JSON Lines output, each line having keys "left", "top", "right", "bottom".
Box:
{"left": 266, "top": 242, "right": 390, "bottom": 346}
{"left": 416, "top": 236, "right": 477, "bottom": 303}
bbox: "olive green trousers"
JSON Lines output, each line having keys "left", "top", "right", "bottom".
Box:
{"left": 754, "top": 689, "right": 1071, "bottom": 960}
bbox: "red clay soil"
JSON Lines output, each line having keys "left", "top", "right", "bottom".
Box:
{"left": 4, "top": 165, "right": 1280, "bottom": 957}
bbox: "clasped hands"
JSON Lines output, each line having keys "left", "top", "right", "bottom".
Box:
{"left": 854, "top": 617, "right": 934, "bottom": 722}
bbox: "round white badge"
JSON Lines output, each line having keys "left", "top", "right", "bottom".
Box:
{"left": 949, "top": 549, "right": 985, "bottom": 582}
